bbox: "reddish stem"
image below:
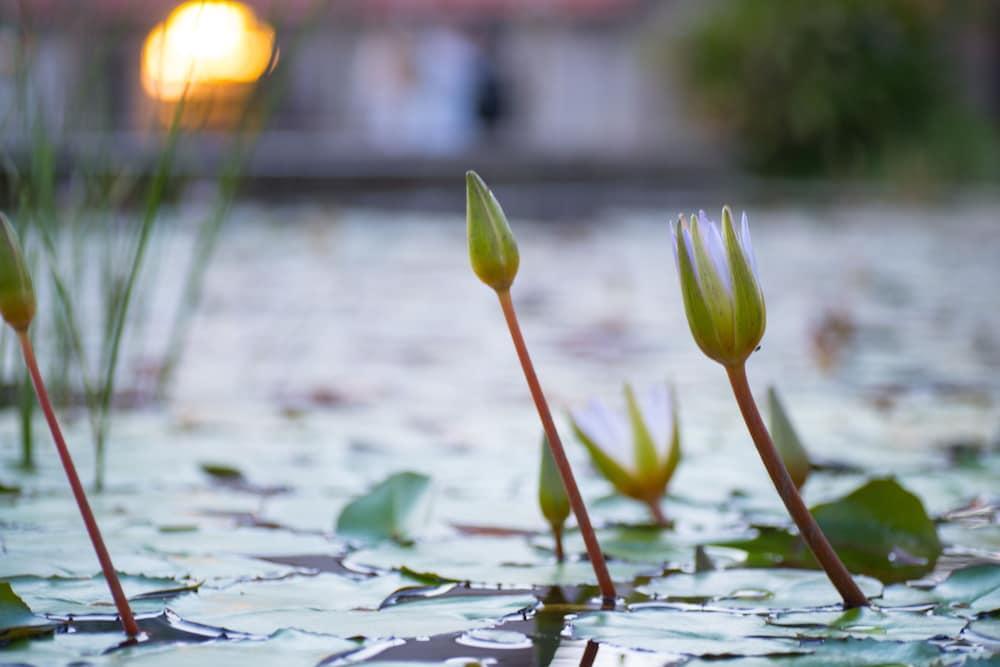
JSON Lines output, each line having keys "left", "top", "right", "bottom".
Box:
{"left": 17, "top": 331, "right": 140, "bottom": 636}
{"left": 553, "top": 524, "right": 565, "bottom": 564}
{"left": 646, "top": 498, "right": 669, "bottom": 527}
{"left": 497, "top": 290, "right": 617, "bottom": 606}
{"left": 725, "top": 363, "right": 868, "bottom": 608}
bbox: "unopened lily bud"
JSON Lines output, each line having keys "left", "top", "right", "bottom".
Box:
{"left": 672, "top": 206, "right": 765, "bottom": 367}
{"left": 466, "top": 171, "right": 519, "bottom": 292}
{"left": 0, "top": 213, "right": 36, "bottom": 332}
{"left": 538, "top": 435, "right": 570, "bottom": 532}
{"left": 571, "top": 383, "right": 681, "bottom": 508}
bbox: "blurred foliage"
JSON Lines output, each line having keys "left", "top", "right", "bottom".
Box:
{"left": 674, "top": 0, "right": 1000, "bottom": 181}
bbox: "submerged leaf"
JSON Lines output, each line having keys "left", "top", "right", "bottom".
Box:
{"left": 768, "top": 386, "right": 811, "bottom": 488}
{"left": 336, "top": 472, "right": 432, "bottom": 544}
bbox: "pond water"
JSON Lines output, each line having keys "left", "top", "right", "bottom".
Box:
{"left": 1, "top": 198, "right": 998, "bottom": 665}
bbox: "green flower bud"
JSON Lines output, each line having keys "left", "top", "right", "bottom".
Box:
{"left": 0, "top": 213, "right": 36, "bottom": 332}
{"left": 571, "top": 383, "right": 681, "bottom": 506}
{"left": 768, "top": 386, "right": 811, "bottom": 489}
{"left": 538, "top": 435, "right": 570, "bottom": 532}
{"left": 466, "top": 171, "right": 519, "bottom": 291}
{"left": 672, "top": 207, "right": 765, "bottom": 367}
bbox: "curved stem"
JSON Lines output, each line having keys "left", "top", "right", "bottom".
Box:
{"left": 726, "top": 363, "right": 868, "bottom": 608}
{"left": 17, "top": 331, "right": 139, "bottom": 636}
{"left": 646, "top": 498, "right": 669, "bottom": 527}
{"left": 497, "top": 290, "right": 617, "bottom": 606}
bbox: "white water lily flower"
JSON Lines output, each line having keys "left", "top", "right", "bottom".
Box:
{"left": 672, "top": 206, "right": 765, "bottom": 367}
{"left": 570, "top": 383, "right": 680, "bottom": 522}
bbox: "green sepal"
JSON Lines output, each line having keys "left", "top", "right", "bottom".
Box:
{"left": 0, "top": 213, "right": 36, "bottom": 332}
{"left": 466, "top": 171, "right": 519, "bottom": 291}
{"left": 674, "top": 218, "right": 722, "bottom": 362}
{"left": 689, "top": 213, "right": 736, "bottom": 355}
{"left": 767, "top": 386, "right": 811, "bottom": 489}
{"left": 624, "top": 383, "right": 659, "bottom": 483}
{"left": 570, "top": 418, "right": 642, "bottom": 500}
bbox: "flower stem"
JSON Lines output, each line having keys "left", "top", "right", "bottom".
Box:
{"left": 17, "top": 330, "right": 140, "bottom": 637}
{"left": 497, "top": 290, "right": 616, "bottom": 606}
{"left": 725, "top": 363, "right": 868, "bottom": 608}
{"left": 646, "top": 498, "right": 669, "bottom": 527}
{"left": 553, "top": 524, "right": 565, "bottom": 563}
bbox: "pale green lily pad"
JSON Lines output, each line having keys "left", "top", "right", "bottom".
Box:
{"left": 933, "top": 564, "right": 1000, "bottom": 613}
{"left": 8, "top": 575, "right": 197, "bottom": 615}
{"left": 770, "top": 606, "right": 967, "bottom": 641}
{"left": 683, "top": 637, "right": 946, "bottom": 666}
{"left": 345, "top": 536, "right": 653, "bottom": 587}
{"left": 336, "top": 472, "right": 432, "bottom": 544}
{"left": 123, "top": 630, "right": 358, "bottom": 666}
{"left": 966, "top": 616, "right": 1000, "bottom": 643}
{"left": 639, "top": 568, "right": 883, "bottom": 610}
{"left": 0, "top": 581, "right": 55, "bottom": 643}
{"left": 570, "top": 607, "right": 800, "bottom": 657}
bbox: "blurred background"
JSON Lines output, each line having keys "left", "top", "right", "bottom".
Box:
{"left": 1, "top": 0, "right": 999, "bottom": 487}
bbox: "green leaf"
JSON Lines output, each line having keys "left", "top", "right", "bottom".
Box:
{"left": 770, "top": 606, "right": 966, "bottom": 642}
{"left": 684, "top": 638, "right": 945, "bottom": 666}
{"left": 0, "top": 581, "right": 55, "bottom": 643}
{"left": 932, "top": 564, "right": 1000, "bottom": 613}
{"left": 810, "top": 478, "right": 941, "bottom": 583}
{"left": 768, "top": 386, "right": 811, "bottom": 489}
{"left": 199, "top": 462, "right": 244, "bottom": 481}
{"left": 538, "top": 435, "right": 569, "bottom": 534}
{"left": 336, "top": 472, "right": 432, "bottom": 544}
{"left": 638, "top": 568, "right": 883, "bottom": 610}
{"left": 571, "top": 607, "right": 801, "bottom": 657}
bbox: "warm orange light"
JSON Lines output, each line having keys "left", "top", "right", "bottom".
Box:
{"left": 141, "top": 1, "right": 275, "bottom": 102}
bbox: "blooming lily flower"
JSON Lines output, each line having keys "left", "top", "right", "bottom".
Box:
{"left": 672, "top": 207, "right": 765, "bottom": 367}
{"left": 570, "top": 383, "right": 680, "bottom": 524}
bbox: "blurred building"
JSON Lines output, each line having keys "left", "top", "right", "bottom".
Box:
{"left": 0, "top": 0, "right": 721, "bottom": 189}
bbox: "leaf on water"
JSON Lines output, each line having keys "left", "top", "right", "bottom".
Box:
{"left": 0, "top": 581, "right": 56, "bottom": 643}
{"left": 720, "top": 479, "right": 941, "bottom": 583}
{"left": 118, "top": 629, "right": 358, "bottom": 666}
{"left": 770, "top": 606, "right": 967, "bottom": 642}
{"left": 768, "top": 386, "right": 811, "bottom": 489}
{"left": 199, "top": 462, "right": 245, "bottom": 481}
{"left": 10, "top": 575, "right": 199, "bottom": 616}
{"left": 638, "top": 568, "right": 882, "bottom": 610}
{"left": 336, "top": 472, "right": 432, "bottom": 544}
{"left": 570, "top": 607, "right": 801, "bottom": 657}
{"left": 683, "top": 637, "right": 945, "bottom": 666}
{"left": 345, "top": 536, "right": 653, "bottom": 588}
{"left": 932, "top": 564, "right": 1000, "bottom": 614}
{"left": 809, "top": 478, "right": 941, "bottom": 583}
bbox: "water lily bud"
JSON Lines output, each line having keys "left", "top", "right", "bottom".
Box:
{"left": 538, "top": 435, "right": 570, "bottom": 531}
{"left": 768, "top": 386, "right": 811, "bottom": 489}
{"left": 0, "top": 213, "right": 36, "bottom": 332}
{"left": 672, "top": 207, "right": 765, "bottom": 367}
{"left": 466, "top": 171, "right": 519, "bottom": 292}
{"left": 571, "top": 383, "right": 681, "bottom": 509}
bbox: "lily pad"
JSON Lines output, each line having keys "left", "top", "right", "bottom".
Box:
{"left": 8, "top": 575, "right": 198, "bottom": 615}
{"left": 570, "top": 607, "right": 801, "bottom": 657}
{"left": 638, "top": 568, "right": 883, "bottom": 610}
{"left": 770, "top": 606, "right": 967, "bottom": 641}
{"left": 336, "top": 471, "right": 432, "bottom": 544}
{"left": 0, "top": 581, "right": 56, "bottom": 643}
{"left": 345, "top": 536, "right": 653, "bottom": 587}
{"left": 684, "top": 637, "right": 946, "bottom": 666}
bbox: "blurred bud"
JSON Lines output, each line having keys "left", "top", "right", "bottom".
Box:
{"left": 672, "top": 207, "right": 765, "bottom": 367}
{"left": 0, "top": 213, "right": 36, "bottom": 332}
{"left": 767, "top": 386, "right": 811, "bottom": 489}
{"left": 538, "top": 435, "right": 570, "bottom": 534}
{"left": 570, "top": 383, "right": 681, "bottom": 509}
{"left": 466, "top": 170, "right": 519, "bottom": 291}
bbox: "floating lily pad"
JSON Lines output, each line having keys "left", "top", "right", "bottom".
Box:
{"left": 345, "top": 536, "right": 653, "bottom": 587}
{"left": 770, "top": 606, "right": 967, "bottom": 641}
{"left": 336, "top": 471, "right": 432, "bottom": 544}
{"left": 122, "top": 629, "right": 358, "bottom": 666}
{"left": 8, "top": 575, "right": 198, "bottom": 615}
{"left": 683, "top": 637, "right": 946, "bottom": 666}
{"left": 638, "top": 568, "right": 883, "bottom": 610}
{"left": 570, "top": 607, "right": 801, "bottom": 657}
{"left": 0, "top": 581, "right": 56, "bottom": 643}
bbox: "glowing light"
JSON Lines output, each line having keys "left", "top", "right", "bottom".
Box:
{"left": 141, "top": 1, "right": 275, "bottom": 102}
